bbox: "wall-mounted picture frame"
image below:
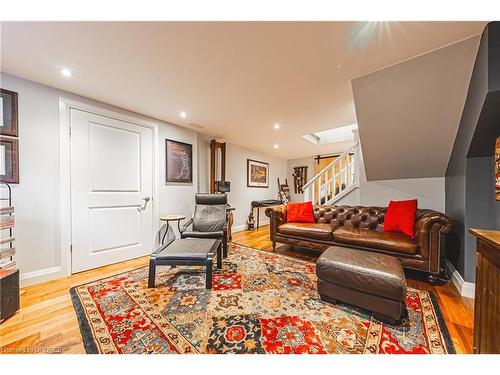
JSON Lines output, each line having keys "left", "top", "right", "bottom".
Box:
{"left": 247, "top": 159, "right": 269, "bottom": 188}
{"left": 165, "top": 139, "right": 193, "bottom": 184}
{"left": 0, "top": 89, "right": 19, "bottom": 137}
{"left": 0, "top": 137, "right": 19, "bottom": 184}
{"left": 495, "top": 136, "right": 499, "bottom": 201}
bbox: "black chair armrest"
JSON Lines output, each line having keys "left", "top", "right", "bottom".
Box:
{"left": 180, "top": 218, "right": 194, "bottom": 233}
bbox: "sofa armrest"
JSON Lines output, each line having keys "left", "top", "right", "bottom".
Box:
{"left": 265, "top": 205, "right": 287, "bottom": 239}
{"left": 414, "top": 210, "right": 453, "bottom": 272}
{"left": 415, "top": 210, "right": 453, "bottom": 237}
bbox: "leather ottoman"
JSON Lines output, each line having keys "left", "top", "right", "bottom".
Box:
{"left": 316, "top": 246, "right": 407, "bottom": 322}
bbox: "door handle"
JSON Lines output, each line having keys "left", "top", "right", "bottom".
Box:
{"left": 138, "top": 196, "right": 151, "bottom": 211}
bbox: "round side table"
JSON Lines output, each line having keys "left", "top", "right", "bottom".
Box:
{"left": 159, "top": 214, "right": 186, "bottom": 244}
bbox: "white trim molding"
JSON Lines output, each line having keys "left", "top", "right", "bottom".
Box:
{"left": 446, "top": 261, "right": 475, "bottom": 298}
{"left": 231, "top": 224, "right": 247, "bottom": 233}
{"left": 231, "top": 223, "right": 271, "bottom": 234}
{"left": 20, "top": 266, "right": 62, "bottom": 287}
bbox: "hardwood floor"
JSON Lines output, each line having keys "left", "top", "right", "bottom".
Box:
{"left": 0, "top": 225, "right": 474, "bottom": 354}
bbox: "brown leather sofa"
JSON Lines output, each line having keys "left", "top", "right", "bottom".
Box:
{"left": 265, "top": 204, "right": 453, "bottom": 282}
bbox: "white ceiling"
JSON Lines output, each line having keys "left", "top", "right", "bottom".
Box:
{"left": 0, "top": 21, "right": 487, "bottom": 159}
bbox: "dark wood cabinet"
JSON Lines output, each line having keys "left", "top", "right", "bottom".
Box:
{"left": 0, "top": 268, "right": 20, "bottom": 322}
{"left": 470, "top": 229, "right": 500, "bottom": 354}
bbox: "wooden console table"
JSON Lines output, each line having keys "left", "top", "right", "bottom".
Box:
{"left": 469, "top": 228, "right": 500, "bottom": 354}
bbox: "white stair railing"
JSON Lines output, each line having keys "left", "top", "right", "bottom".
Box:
{"left": 303, "top": 142, "right": 359, "bottom": 205}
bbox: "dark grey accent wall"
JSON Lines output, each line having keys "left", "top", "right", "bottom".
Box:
{"left": 445, "top": 22, "right": 500, "bottom": 282}
{"left": 464, "top": 157, "right": 495, "bottom": 280}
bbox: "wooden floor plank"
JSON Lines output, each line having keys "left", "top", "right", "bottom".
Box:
{"left": 0, "top": 225, "right": 474, "bottom": 354}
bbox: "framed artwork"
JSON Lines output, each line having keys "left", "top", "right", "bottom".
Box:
{"left": 165, "top": 139, "right": 193, "bottom": 183}
{"left": 495, "top": 137, "right": 500, "bottom": 201}
{"left": 0, "top": 137, "right": 19, "bottom": 184}
{"left": 247, "top": 159, "right": 269, "bottom": 188}
{"left": 0, "top": 89, "right": 19, "bottom": 137}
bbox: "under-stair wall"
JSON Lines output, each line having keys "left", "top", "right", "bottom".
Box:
{"left": 299, "top": 133, "right": 445, "bottom": 211}
{"left": 355, "top": 142, "right": 445, "bottom": 212}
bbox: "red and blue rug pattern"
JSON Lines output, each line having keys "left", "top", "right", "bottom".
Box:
{"left": 70, "top": 243, "right": 455, "bottom": 354}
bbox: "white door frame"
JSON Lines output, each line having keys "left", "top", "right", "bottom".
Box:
{"left": 58, "top": 98, "right": 160, "bottom": 276}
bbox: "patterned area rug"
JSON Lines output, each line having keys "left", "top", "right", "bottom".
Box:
{"left": 71, "top": 243, "right": 455, "bottom": 354}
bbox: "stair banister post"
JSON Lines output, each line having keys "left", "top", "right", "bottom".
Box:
{"left": 333, "top": 168, "right": 337, "bottom": 198}
{"left": 311, "top": 180, "right": 316, "bottom": 204}
{"left": 345, "top": 158, "right": 352, "bottom": 189}
{"left": 352, "top": 129, "right": 360, "bottom": 186}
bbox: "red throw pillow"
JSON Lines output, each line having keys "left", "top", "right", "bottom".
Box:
{"left": 384, "top": 199, "right": 418, "bottom": 238}
{"left": 287, "top": 202, "right": 315, "bottom": 223}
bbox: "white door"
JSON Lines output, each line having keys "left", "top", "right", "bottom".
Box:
{"left": 70, "top": 108, "right": 154, "bottom": 273}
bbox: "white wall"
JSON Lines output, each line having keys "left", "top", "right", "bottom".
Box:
{"left": 197, "top": 133, "right": 210, "bottom": 194}
{"left": 158, "top": 125, "right": 199, "bottom": 236}
{"left": 357, "top": 142, "right": 445, "bottom": 211}
{"left": 226, "top": 143, "right": 287, "bottom": 230}
{"left": 357, "top": 178, "right": 445, "bottom": 211}
{"left": 334, "top": 143, "right": 446, "bottom": 211}
{"left": 286, "top": 156, "right": 315, "bottom": 202}
{"left": 295, "top": 143, "right": 446, "bottom": 212}
{"left": 1, "top": 73, "right": 199, "bottom": 286}
{"left": 197, "top": 135, "right": 288, "bottom": 230}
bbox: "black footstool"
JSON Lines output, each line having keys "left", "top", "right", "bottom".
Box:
{"left": 148, "top": 238, "right": 222, "bottom": 289}
{"left": 316, "top": 246, "right": 407, "bottom": 322}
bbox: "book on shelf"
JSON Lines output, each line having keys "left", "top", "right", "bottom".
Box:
{"left": 0, "top": 216, "right": 15, "bottom": 230}
{"left": 0, "top": 236, "right": 15, "bottom": 245}
{"left": 0, "top": 206, "right": 14, "bottom": 215}
{"left": 0, "top": 259, "right": 15, "bottom": 269}
{"left": 0, "top": 247, "right": 15, "bottom": 259}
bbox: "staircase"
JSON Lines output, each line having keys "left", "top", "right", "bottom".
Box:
{"left": 303, "top": 142, "right": 360, "bottom": 205}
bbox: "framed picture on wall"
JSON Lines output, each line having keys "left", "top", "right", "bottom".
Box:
{"left": 247, "top": 159, "right": 269, "bottom": 188}
{"left": 165, "top": 139, "right": 193, "bottom": 183}
{"left": 495, "top": 136, "right": 500, "bottom": 201}
{"left": 0, "top": 137, "right": 19, "bottom": 184}
{"left": 1, "top": 88, "right": 19, "bottom": 137}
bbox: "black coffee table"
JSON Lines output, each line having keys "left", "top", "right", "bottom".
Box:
{"left": 148, "top": 238, "right": 222, "bottom": 289}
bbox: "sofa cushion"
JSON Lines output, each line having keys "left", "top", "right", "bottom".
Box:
{"left": 316, "top": 246, "right": 406, "bottom": 301}
{"left": 384, "top": 199, "right": 418, "bottom": 238}
{"left": 278, "top": 222, "right": 334, "bottom": 241}
{"left": 332, "top": 226, "right": 417, "bottom": 255}
{"left": 287, "top": 202, "right": 315, "bottom": 223}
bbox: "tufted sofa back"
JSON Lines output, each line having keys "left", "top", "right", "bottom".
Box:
{"left": 313, "top": 205, "right": 387, "bottom": 231}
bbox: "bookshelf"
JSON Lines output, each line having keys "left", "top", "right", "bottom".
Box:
{"left": 0, "top": 184, "right": 15, "bottom": 269}
{"left": 0, "top": 183, "right": 19, "bottom": 321}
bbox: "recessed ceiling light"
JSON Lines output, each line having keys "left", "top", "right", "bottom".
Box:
{"left": 273, "top": 123, "right": 280, "bottom": 130}
{"left": 61, "top": 68, "right": 72, "bottom": 77}
{"left": 180, "top": 111, "right": 187, "bottom": 118}
{"left": 274, "top": 144, "right": 279, "bottom": 149}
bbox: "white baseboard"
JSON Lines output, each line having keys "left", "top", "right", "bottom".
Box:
{"left": 20, "top": 266, "right": 62, "bottom": 287}
{"left": 231, "top": 224, "right": 247, "bottom": 233}
{"left": 231, "top": 221, "right": 270, "bottom": 234}
{"left": 446, "top": 261, "right": 475, "bottom": 298}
